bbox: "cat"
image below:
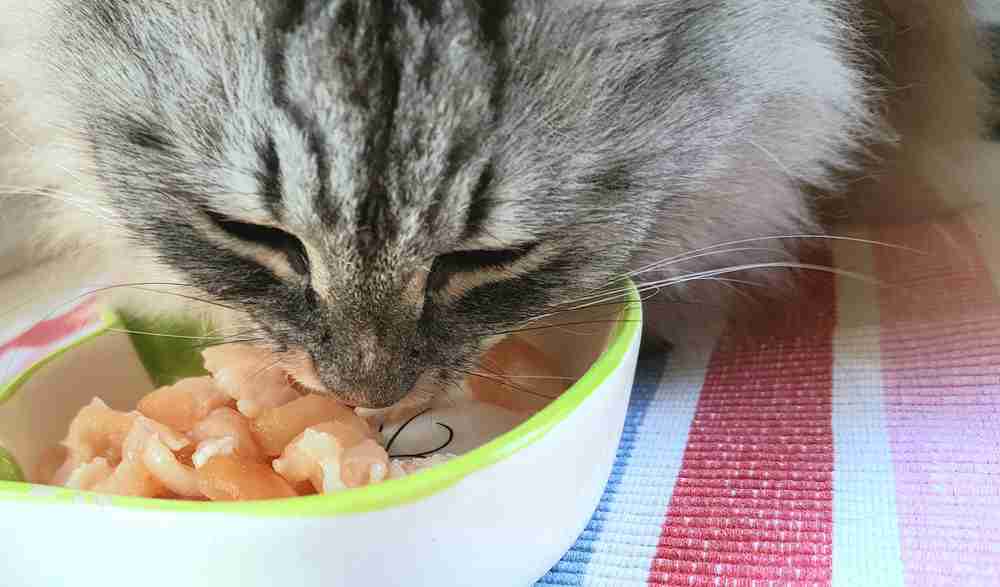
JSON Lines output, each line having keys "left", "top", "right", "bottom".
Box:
{"left": 0, "top": 1, "right": 995, "bottom": 414}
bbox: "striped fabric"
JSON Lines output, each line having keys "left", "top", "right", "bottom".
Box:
{"left": 539, "top": 214, "right": 1000, "bottom": 586}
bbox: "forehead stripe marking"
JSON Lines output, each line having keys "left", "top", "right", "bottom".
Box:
{"left": 354, "top": 1, "right": 404, "bottom": 257}
{"left": 256, "top": 135, "right": 284, "bottom": 220}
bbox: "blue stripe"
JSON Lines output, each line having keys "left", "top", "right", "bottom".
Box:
{"left": 535, "top": 349, "right": 671, "bottom": 585}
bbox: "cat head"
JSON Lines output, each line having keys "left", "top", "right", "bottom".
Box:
{"left": 44, "top": 0, "right": 656, "bottom": 408}
{"left": 31, "top": 0, "right": 870, "bottom": 407}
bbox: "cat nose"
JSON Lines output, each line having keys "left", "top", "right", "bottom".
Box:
{"left": 314, "top": 352, "right": 421, "bottom": 409}
{"left": 307, "top": 319, "right": 424, "bottom": 408}
{"left": 284, "top": 348, "right": 404, "bottom": 408}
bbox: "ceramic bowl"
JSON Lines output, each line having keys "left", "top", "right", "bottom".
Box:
{"left": 0, "top": 287, "right": 641, "bottom": 586}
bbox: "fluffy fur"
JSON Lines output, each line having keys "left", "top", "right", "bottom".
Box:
{"left": 0, "top": 0, "right": 994, "bottom": 408}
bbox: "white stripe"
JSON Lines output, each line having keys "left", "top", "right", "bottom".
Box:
{"left": 831, "top": 229, "right": 905, "bottom": 587}
{"left": 580, "top": 325, "right": 720, "bottom": 586}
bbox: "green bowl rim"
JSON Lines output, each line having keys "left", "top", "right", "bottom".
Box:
{"left": 0, "top": 283, "right": 642, "bottom": 517}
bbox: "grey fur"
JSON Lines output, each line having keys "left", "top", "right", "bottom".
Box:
{"left": 0, "top": 1, "right": 989, "bottom": 407}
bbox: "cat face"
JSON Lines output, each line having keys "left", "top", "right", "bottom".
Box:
{"left": 59, "top": 0, "right": 645, "bottom": 407}
{"left": 39, "top": 0, "right": 872, "bottom": 407}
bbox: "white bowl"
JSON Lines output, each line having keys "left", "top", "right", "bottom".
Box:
{"left": 0, "top": 289, "right": 641, "bottom": 586}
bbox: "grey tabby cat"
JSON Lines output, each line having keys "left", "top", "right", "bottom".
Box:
{"left": 0, "top": 1, "right": 995, "bottom": 411}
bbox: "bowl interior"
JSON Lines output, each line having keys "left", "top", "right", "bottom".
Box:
{"left": 0, "top": 288, "right": 641, "bottom": 515}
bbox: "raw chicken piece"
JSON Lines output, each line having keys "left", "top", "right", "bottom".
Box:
{"left": 272, "top": 425, "right": 343, "bottom": 493}
{"left": 340, "top": 439, "right": 389, "bottom": 488}
{"left": 131, "top": 415, "right": 190, "bottom": 452}
{"left": 202, "top": 344, "right": 300, "bottom": 417}
{"left": 272, "top": 422, "right": 388, "bottom": 493}
{"left": 251, "top": 395, "right": 358, "bottom": 456}
{"left": 88, "top": 418, "right": 174, "bottom": 498}
{"left": 190, "top": 407, "right": 262, "bottom": 463}
{"left": 43, "top": 341, "right": 476, "bottom": 500}
{"left": 63, "top": 458, "right": 114, "bottom": 491}
{"left": 91, "top": 459, "right": 165, "bottom": 497}
{"left": 327, "top": 415, "right": 379, "bottom": 446}
{"left": 137, "top": 376, "right": 231, "bottom": 431}
{"left": 197, "top": 455, "right": 297, "bottom": 501}
{"left": 86, "top": 416, "right": 195, "bottom": 497}
{"left": 191, "top": 436, "right": 237, "bottom": 469}
{"left": 141, "top": 431, "right": 200, "bottom": 498}
{"left": 61, "top": 398, "right": 136, "bottom": 467}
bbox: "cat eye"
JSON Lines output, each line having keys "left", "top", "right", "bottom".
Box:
{"left": 204, "top": 210, "right": 310, "bottom": 276}
{"left": 427, "top": 243, "right": 538, "bottom": 291}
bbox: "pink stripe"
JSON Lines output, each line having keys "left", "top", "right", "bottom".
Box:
{"left": 0, "top": 298, "right": 98, "bottom": 356}
{"left": 872, "top": 219, "right": 1000, "bottom": 585}
{"left": 648, "top": 254, "right": 836, "bottom": 586}
{"left": 0, "top": 299, "right": 101, "bottom": 387}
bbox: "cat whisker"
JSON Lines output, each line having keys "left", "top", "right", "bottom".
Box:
{"left": 480, "top": 374, "right": 577, "bottom": 381}
{"left": 471, "top": 361, "right": 571, "bottom": 398}
{"left": 0, "top": 281, "right": 222, "bottom": 322}
{"left": 525, "top": 277, "right": 762, "bottom": 323}
{"left": 567, "top": 270, "right": 768, "bottom": 309}
{"left": 0, "top": 283, "right": 245, "bottom": 380}
{"left": 198, "top": 324, "right": 261, "bottom": 338}
{"left": 553, "top": 273, "right": 773, "bottom": 315}
{"left": 0, "top": 185, "right": 121, "bottom": 225}
{"left": 187, "top": 325, "right": 264, "bottom": 342}
{"left": 602, "top": 233, "right": 926, "bottom": 286}
{"left": 488, "top": 318, "right": 638, "bottom": 338}
{"left": 523, "top": 300, "right": 639, "bottom": 326}
{"left": 525, "top": 283, "right": 669, "bottom": 323}
{"left": 619, "top": 245, "right": 799, "bottom": 282}
{"left": 106, "top": 328, "right": 238, "bottom": 341}
{"left": 559, "top": 261, "right": 882, "bottom": 315}
{"left": 0, "top": 122, "right": 89, "bottom": 186}
{"left": 248, "top": 357, "right": 287, "bottom": 383}
{"left": 190, "top": 338, "right": 270, "bottom": 352}
{"left": 122, "top": 286, "right": 240, "bottom": 312}
{"left": 524, "top": 297, "right": 727, "bottom": 326}
{"left": 449, "top": 368, "right": 559, "bottom": 401}
{"left": 630, "top": 261, "right": 883, "bottom": 292}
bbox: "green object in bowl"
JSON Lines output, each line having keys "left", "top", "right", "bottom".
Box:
{"left": 118, "top": 312, "right": 209, "bottom": 386}
{"left": 0, "top": 445, "right": 24, "bottom": 483}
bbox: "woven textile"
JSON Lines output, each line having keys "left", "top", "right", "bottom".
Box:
{"left": 539, "top": 214, "right": 1000, "bottom": 586}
